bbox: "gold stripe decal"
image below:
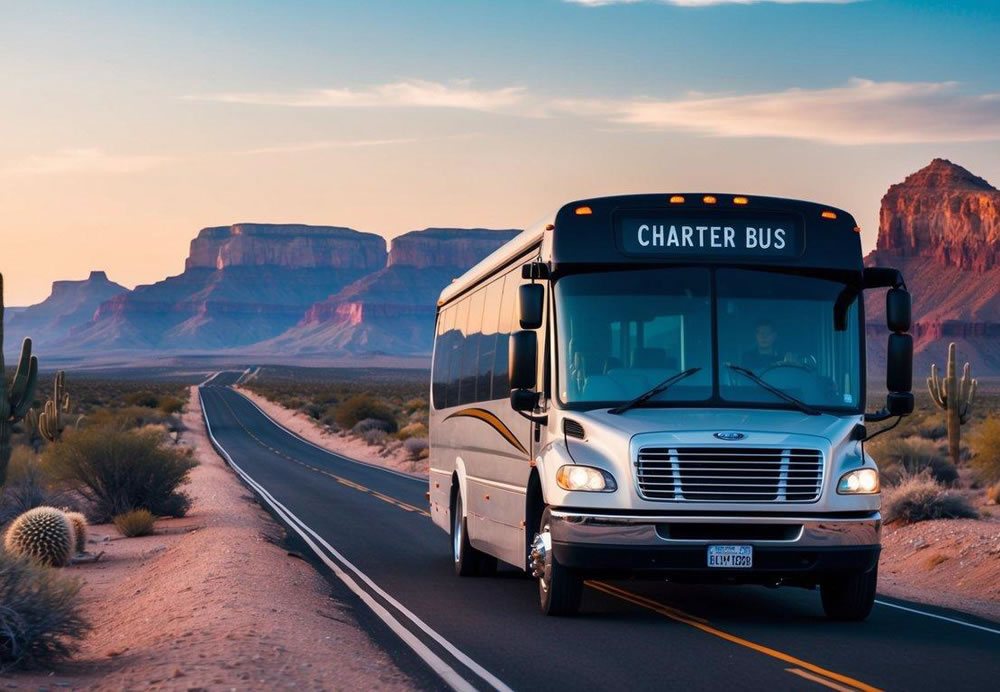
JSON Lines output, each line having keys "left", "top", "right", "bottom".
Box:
{"left": 444, "top": 408, "right": 529, "bottom": 457}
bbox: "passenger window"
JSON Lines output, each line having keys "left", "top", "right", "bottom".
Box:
{"left": 460, "top": 289, "right": 485, "bottom": 405}
{"left": 447, "top": 300, "right": 468, "bottom": 408}
{"left": 492, "top": 269, "right": 520, "bottom": 398}
{"left": 432, "top": 307, "right": 455, "bottom": 409}
{"left": 477, "top": 277, "right": 503, "bottom": 401}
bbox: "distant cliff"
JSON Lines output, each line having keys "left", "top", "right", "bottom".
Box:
{"left": 866, "top": 159, "right": 1000, "bottom": 374}
{"left": 260, "top": 228, "right": 520, "bottom": 355}
{"left": 60, "top": 224, "right": 387, "bottom": 351}
{"left": 5, "top": 271, "right": 128, "bottom": 347}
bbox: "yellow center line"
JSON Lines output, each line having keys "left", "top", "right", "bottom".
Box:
{"left": 213, "top": 392, "right": 431, "bottom": 518}
{"left": 586, "top": 581, "right": 882, "bottom": 692}
{"left": 787, "top": 668, "right": 863, "bottom": 692}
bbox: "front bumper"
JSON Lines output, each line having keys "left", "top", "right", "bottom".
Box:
{"left": 549, "top": 509, "right": 880, "bottom": 583}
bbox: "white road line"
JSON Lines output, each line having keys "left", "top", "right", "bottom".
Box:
{"left": 874, "top": 599, "right": 1000, "bottom": 636}
{"left": 199, "top": 371, "right": 223, "bottom": 386}
{"left": 199, "top": 389, "right": 512, "bottom": 692}
{"left": 226, "top": 385, "right": 425, "bottom": 482}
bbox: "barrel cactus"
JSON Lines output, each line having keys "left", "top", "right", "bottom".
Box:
{"left": 3, "top": 506, "right": 74, "bottom": 567}
{"left": 64, "top": 511, "right": 89, "bottom": 555}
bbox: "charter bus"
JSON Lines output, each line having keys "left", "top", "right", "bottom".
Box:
{"left": 428, "top": 193, "right": 913, "bottom": 618}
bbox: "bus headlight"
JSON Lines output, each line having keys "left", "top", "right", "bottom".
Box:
{"left": 837, "top": 468, "right": 879, "bottom": 494}
{"left": 556, "top": 465, "right": 617, "bottom": 492}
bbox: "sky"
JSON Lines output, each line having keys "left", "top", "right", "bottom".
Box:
{"left": 2, "top": 0, "right": 999, "bottom": 305}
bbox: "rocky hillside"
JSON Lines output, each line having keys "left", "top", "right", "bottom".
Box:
{"left": 258, "top": 228, "right": 521, "bottom": 355}
{"left": 59, "top": 224, "right": 387, "bottom": 351}
{"left": 4, "top": 271, "right": 128, "bottom": 347}
{"left": 865, "top": 159, "right": 1000, "bottom": 374}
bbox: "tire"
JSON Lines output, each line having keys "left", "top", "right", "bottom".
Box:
{"left": 452, "top": 491, "right": 497, "bottom": 577}
{"left": 820, "top": 566, "right": 877, "bottom": 621}
{"left": 533, "top": 508, "right": 583, "bottom": 616}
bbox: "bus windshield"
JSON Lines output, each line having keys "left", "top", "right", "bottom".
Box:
{"left": 554, "top": 267, "right": 861, "bottom": 412}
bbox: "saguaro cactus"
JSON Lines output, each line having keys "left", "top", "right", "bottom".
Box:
{"left": 39, "top": 370, "right": 72, "bottom": 442}
{"left": 927, "top": 342, "right": 978, "bottom": 466}
{"left": 0, "top": 274, "right": 40, "bottom": 487}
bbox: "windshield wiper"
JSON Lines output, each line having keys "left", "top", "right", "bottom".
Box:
{"left": 608, "top": 367, "right": 701, "bottom": 415}
{"left": 725, "top": 364, "right": 820, "bottom": 416}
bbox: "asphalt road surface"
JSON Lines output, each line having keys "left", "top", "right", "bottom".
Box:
{"left": 199, "top": 374, "right": 999, "bottom": 692}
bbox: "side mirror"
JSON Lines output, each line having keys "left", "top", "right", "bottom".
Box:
{"left": 510, "top": 389, "right": 538, "bottom": 412}
{"left": 886, "top": 287, "right": 911, "bottom": 333}
{"left": 886, "top": 333, "right": 913, "bottom": 392}
{"left": 509, "top": 330, "right": 537, "bottom": 390}
{"left": 518, "top": 284, "right": 544, "bottom": 330}
{"left": 886, "top": 391, "right": 914, "bottom": 417}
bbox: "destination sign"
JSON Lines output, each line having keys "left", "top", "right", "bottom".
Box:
{"left": 618, "top": 216, "right": 801, "bottom": 258}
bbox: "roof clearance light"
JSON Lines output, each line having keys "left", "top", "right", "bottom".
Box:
{"left": 575, "top": 206, "right": 592, "bottom": 216}
{"left": 703, "top": 195, "right": 717, "bottom": 204}
{"left": 733, "top": 196, "right": 749, "bottom": 205}
{"left": 821, "top": 210, "right": 837, "bottom": 219}
{"left": 853, "top": 225, "right": 862, "bottom": 234}
{"left": 669, "top": 195, "right": 685, "bottom": 204}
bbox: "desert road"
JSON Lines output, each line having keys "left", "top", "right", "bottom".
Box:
{"left": 199, "top": 373, "right": 999, "bottom": 692}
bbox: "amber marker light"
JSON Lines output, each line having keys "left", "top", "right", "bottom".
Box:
{"left": 669, "top": 195, "right": 685, "bottom": 204}
{"left": 545, "top": 223, "right": 555, "bottom": 231}
{"left": 733, "top": 196, "right": 749, "bottom": 205}
{"left": 575, "top": 206, "right": 593, "bottom": 216}
{"left": 853, "top": 226, "right": 862, "bottom": 233}
{"left": 703, "top": 195, "right": 717, "bottom": 204}
{"left": 821, "top": 210, "right": 837, "bottom": 219}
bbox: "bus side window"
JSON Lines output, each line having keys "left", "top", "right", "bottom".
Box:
{"left": 431, "top": 307, "right": 453, "bottom": 409}
{"left": 492, "top": 268, "right": 520, "bottom": 398}
{"left": 477, "top": 277, "right": 503, "bottom": 401}
{"left": 447, "top": 299, "right": 469, "bottom": 408}
{"left": 459, "top": 289, "right": 485, "bottom": 405}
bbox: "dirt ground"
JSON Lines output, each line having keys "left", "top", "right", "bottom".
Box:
{"left": 4, "top": 387, "right": 415, "bottom": 691}
{"left": 878, "top": 517, "right": 1000, "bottom": 622}
{"left": 234, "top": 387, "right": 428, "bottom": 477}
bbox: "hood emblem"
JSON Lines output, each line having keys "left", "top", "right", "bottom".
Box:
{"left": 714, "top": 431, "right": 746, "bottom": 441}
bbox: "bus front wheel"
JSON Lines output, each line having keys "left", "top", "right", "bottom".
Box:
{"left": 820, "top": 565, "right": 877, "bottom": 621}
{"left": 531, "top": 507, "right": 583, "bottom": 616}
{"left": 452, "top": 491, "right": 496, "bottom": 577}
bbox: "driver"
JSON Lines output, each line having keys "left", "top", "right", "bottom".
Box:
{"left": 741, "top": 319, "right": 790, "bottom": 372}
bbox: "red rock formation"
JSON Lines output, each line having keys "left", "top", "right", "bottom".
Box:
{"left": 876, "top": 159, "right": 1000, "bottom": 271}
{"left": 263, "top": 228, "right": 520, "bottom": 355}
{"left": 187, "top": 224, "right": 386, "bottom": 270}
{"left": 866, "top": 160, "right": 1000, "bottom": 374}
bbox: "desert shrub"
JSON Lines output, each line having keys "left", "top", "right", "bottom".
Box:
{"left": 970, "top": 416, "right": 1000, "bottom": 484}
{"left": 302, "top": 402, "right": 326, "bottom": 420}
{"left": 0, "top": 551, "right": 88, "bottom": 670}
{"left": 123, "top": 391, "right": 159, "bottom": 408}
{"left": 915, "top": 417, "right": 948, "bottom": 441}
{"left": 0, "top": 447, "right": 49, "bottom": 524}
{"left": 403, "top": 397, "right": 427, "bottom": 414}
{"left": 113, "top": 509, "right": 156, "bottom": 537}
{"left": 883, "top": 475, "right": 978, "bottom": 524}
{"left": 3, "top": 507, "right": 74, "bottom": 567}
{"left": 987, "top": 484, "right": 1000, "bottom": 505}
{"left": 404, "top": 437, "right": 429, "bottom": 459}
{"left": 336, "top": 394, "right": 398, "bottom": 433}
{"left": 157, "top": 395, "right": 185, "bottom": 415}
{"left": 870, "top": 436, "right": 957, "bottom": 486}
{"left": 396, "top": 422, "right": 428, "bottom": 441}
{"left": 353, "top": 417, "right": 392, "bottom": 435}
{"left": 43, "top": 426, "right": 196, "bottom": 523}
{"left": 86, "top": 406, "right": 184, "bottom": 434}
{"left": 362, "top": 429, "right": 388, "bottom": 447}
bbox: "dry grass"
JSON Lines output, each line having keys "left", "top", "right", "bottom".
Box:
{"left": 113, "top": 509, "right": 156, "bottom": 537}
{"left": 970, "top": 416, "right": 1000, "bottom": 484}
{"left": 883, "top": 474, "right": 978, "bottom": 524}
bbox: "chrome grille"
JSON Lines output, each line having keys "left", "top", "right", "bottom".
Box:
{"left": 635, "top": 446, "right": 824, "bottom": 502}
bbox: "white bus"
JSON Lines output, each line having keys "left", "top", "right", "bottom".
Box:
{"left": 428, "top": 193, "right": 913, "bottom": 618}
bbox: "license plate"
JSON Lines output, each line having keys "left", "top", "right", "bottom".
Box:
{"left": 707, "top": 545, "right": 753, "bottom": 568}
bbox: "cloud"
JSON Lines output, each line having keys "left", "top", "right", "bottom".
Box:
{"left": 556, "top": 79, "right": 1000, "bottom": 145}
{"left": 239, "top": 137, "right": 420, "bottom": 155}
{"left": 0, "top": 148, "right": 174, "bottom": 177}
{"left": 190, "top": 79, "right": 527, "bottom": 113}
{"left": 564, "top": 0, "right": 859, "bottom": 6}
